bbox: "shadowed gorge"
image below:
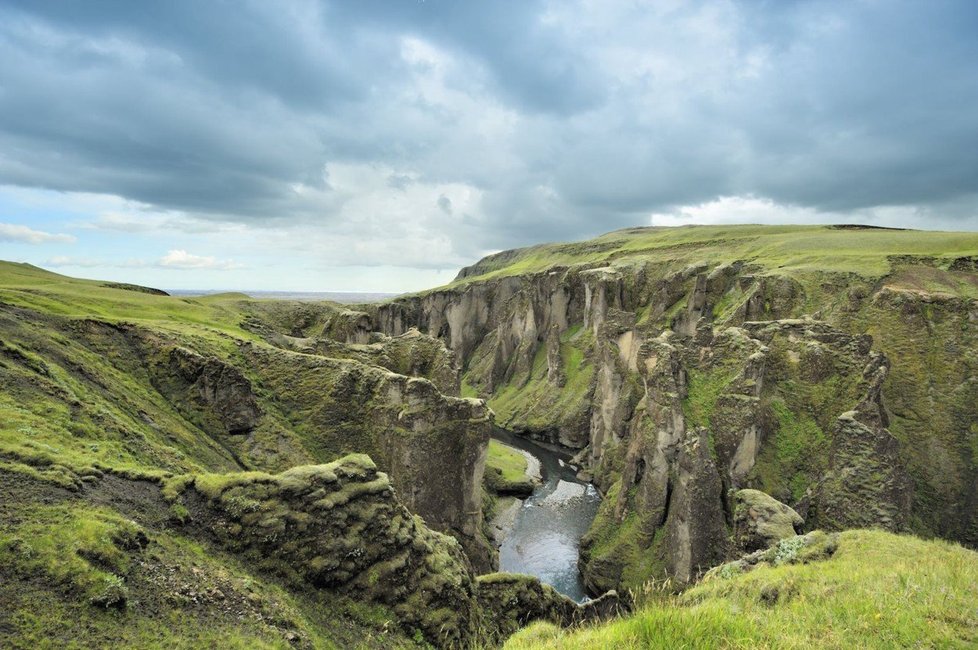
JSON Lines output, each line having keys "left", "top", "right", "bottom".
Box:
{"left": 2, "top": 225, "right": 978, "bottom": 648}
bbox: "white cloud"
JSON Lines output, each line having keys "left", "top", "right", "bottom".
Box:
{"left": 268, "top": 161, "right": 488, "bottom": 268}
{"left": 0, "top": 222, "right": 75, "bottom": 244}
{"left": 158, "top": 249, "right": 242, "bottom": 270}
{"left": 649, "top": 195, "right": 946, "bottom": 229}
{"left": 85, "top": 210, "right": 248, "bottom": 235}
{"left": 46, "top": 255, "right": 102, "bottom": 268}
{"left": 45, "top": 255, "right": 147, "bottom": 269}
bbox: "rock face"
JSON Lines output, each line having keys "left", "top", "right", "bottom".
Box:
{"left": 167, "top": 456, "right": 626, "bottom": 648}
{"left": 358, "top": 253, "right": 978, "bottom": 589}
{"left": 256, "top": 326, "right": 464, "bottom": 397}
{"left": 372, "top": 272, "right": 593, "bottom": 447}
{"left": 176, "top": 455, "right": 482, "bottom": 648}
{"left": 163, "top": 346, "right": 263, "bottom": 435}
{"left": 733, "top": 489, "right": 804, "bottom": 553}
{"left": 476, "top": 574, "right": 629, "bottom": 644}
{"left": 239, "top": 343, "right": 495, "bottom": 571}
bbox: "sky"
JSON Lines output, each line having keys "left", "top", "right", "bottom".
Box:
{"left": 0, "top": 0, "right": 977, "bottom": 292}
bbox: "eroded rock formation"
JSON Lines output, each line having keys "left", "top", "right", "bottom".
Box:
{"left": 353, "top": 255, "right": 977, "bottom": 590}
{"left": 172, "top": 455, "right": 482, "bottom": 647}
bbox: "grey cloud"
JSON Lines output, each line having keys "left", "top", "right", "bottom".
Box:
{"left": 0, "top": 222, "right": 75, "bottom": 244}
{"left": 437, "top": 195, "right": 452, "bottom": 215}
{"left": 386, "top": 174, "right": 414, "bottom": 191}
{"left": 1, "top": 0, "right": 977, "bottom": 272}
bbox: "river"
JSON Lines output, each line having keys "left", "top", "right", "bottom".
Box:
{"left": 491, "top": 428, "right": 602, "bottom": 602}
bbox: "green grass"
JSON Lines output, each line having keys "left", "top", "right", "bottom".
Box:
{"left": 682, "top": 366, "right": 739, "bottom": 430}
{"left": 446, "top": 225, "right": 978, "bottom": 293}
{"left": 506, "top": 530, "right": 978, "bottom": 649}
{"left": 0, "top": 262, "right": 257, "bottom": 341}
{"left": 0, "top": 313, "right": 245, "bottom": 483}
{"left": 0, "top": 504, "right": 145, "bottom": 606}
{"left": 751, "top": 400, "right": 829, "bottom": 502}
{"left": 0, "top": 260, "right": 338, "bottom": 484}
{"left": 486, "top": 440, "right": 529, "bottom": 483}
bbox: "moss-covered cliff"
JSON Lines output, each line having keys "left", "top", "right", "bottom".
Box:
{"left": 0, "top": 261, "right": 631, "bottom": 647}
{"left": 363, "top": 225, "right": 978, "bottom": 592}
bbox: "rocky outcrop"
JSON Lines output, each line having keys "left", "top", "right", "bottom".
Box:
{"left": 174, "top": 455, "right": 481, "bottom": 647}
{"left": 162, "top": 346, "right": 263, "bottom": 435}
{"left": 244, "top": 302, "right": 464, "bottom": 396}
{"left": 168, "top": 456, "right": 626, "bottom": 648}
{"left": 705, "top": 530, "right": 840, "bottom": 581}
{"left": 810, "top": 354, "right": 913, "bottom": 532}
{"left": 663, "top": 429, "right": 730, "bottom": 583}
{"left": 733, "top": 489, "right": 804, "bottom": 553}
{"left": 242, "top": 343, "right": 496, "bottom": 571}
{"left": 476, "top": 574, "right": 629, "bottom": 644}
{"left": 307, "top": 328, "right": 462, "bottom": 395}
{"left": 322, "top": 309, "right": 373, "bottom": 344}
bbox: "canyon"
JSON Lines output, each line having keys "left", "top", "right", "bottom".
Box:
{"left": 2, "top": 224, "right": 977, "bottom": 648}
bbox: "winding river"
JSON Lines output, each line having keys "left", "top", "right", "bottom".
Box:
{"left": 491, "top": 429, "right": 602, "bottom": 602}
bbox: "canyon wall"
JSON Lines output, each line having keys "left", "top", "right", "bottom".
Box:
{"left": 360, "top": 255, "right": 978, "bottom": 590}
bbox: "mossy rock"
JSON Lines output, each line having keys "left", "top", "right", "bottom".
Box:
{"left": 733, "top": 489, "right": 804, "bottom": 553}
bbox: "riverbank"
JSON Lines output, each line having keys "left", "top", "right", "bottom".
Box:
{"left": 485, "top": 439, "right": 541, "bottom": 497}
{"left": 485, "top": 438, "right": 541, "bottom": 547}
{"left": 487, "top": 429, "right": 602, "bottom": 602}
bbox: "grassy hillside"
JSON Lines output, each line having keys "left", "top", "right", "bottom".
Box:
{"left": 0, "top": 261, "right": 254, "bottom": 337}
{"left": 0, "top": 261, "right": 491, "bottom": 647}
{"left": 452, "top": 225, "right": 978, "bottom": 293}
{"left": 505, "top": 530, "right": 978, "bottom": 649}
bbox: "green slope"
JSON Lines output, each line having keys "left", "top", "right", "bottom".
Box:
{"left": 451, "top": 224, "right": 978, "bottom": 295}
{"left": 0, "top": 261, "right": 478, "bottom": 647}
{"left": 0, "top": 261, "right": 256, "bottom": 337}
{"left": 505, "top": 530, "right": 978, "bottom": 649}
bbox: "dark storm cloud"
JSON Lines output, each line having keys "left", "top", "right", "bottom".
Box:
{"left": 1, "top": 0, "right": 977, "bottom": 264}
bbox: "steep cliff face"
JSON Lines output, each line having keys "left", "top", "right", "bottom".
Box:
{"left": 359, "top": 226, "right": 978, "bottom": 590}
{"left": 239, "top": 342, "right": 494, "bottom": 570}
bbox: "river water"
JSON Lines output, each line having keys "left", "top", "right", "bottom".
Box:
{"left": 492, "top": 429, "right": 602, "bottom": 602}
